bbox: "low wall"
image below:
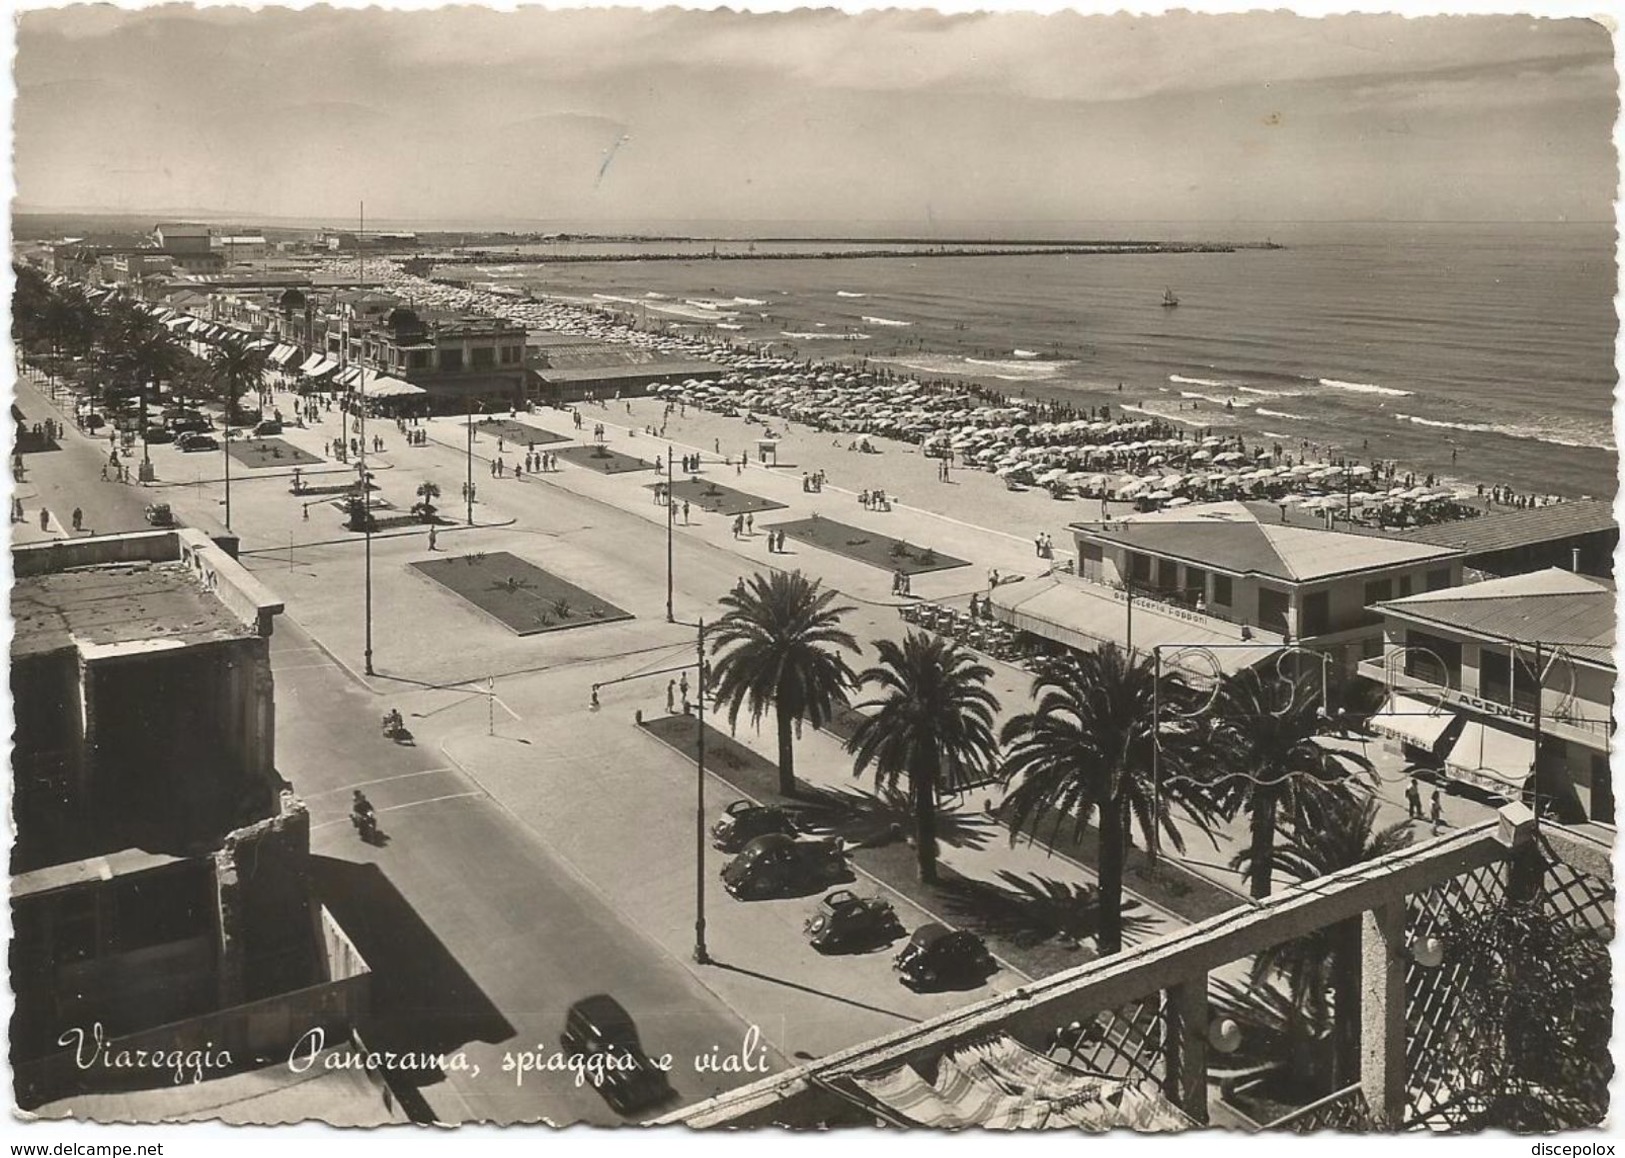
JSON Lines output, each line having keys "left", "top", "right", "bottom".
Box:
{"left": 13, "top": 530, "right": 179, "bottom": 577}
{"left": 175, "top": 527, "right": 284, "bottom": 635}
{"left": 14, "top": 906, "right": 370, "bottom": 1110}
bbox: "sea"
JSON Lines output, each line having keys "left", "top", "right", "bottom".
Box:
{"left": 455, "top": 221, "right": 1619, "bottom": 500}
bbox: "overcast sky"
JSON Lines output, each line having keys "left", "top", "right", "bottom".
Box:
{"left": 13, "top": 7, "right": 1618, "bottom": 227}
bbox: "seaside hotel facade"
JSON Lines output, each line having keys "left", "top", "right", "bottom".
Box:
{"left": 1360, "top": 568, "right": 1615, "bottom": 824}
{"left": 1004, "top": 502, "right": 1465, "bottom": 682}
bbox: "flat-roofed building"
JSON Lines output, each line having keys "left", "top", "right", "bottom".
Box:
{"left": 10, "top": 530, "right": 372, "bottom": 1109}
{"left": 1360, "top": 567, "right": 1614, "bottom": 824}
{"left": 1391, "top": 498, "right": 1617, "bottom": 579}
{"left": 1068, "top": 501, "right": 1465, "bottom": 678}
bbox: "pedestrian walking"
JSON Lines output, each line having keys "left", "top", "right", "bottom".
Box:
{"left": 667, "top": 680, "right": 676, "bottom": 714}
{"left": 745, "top": 513, "right": 754, "bottom": 536}
{"left": 100, "top": 462, "right": 108, "bottom": 481}
{"left": 1406, "top": 778, "right": 1422, "bottom": 819}
{"left": 732, "top": 515, "right": 743, "bottom": 539}
{"left": 71, "top": 507, "right": 82, "bottom": 533}
{"left": 679, "top": 672, "right": 690, "bottom": 702}
{"left": 682, "top": 501, "right": 690, "bottom": 524}
{"left": 428, "top": 524, "right": 438, "bottom": 551}
{"left": 1429, "top": 788, "right": 1444, "bottom": 835}
{"left": 1035, "top": 533, "right": 1044, "bottom": 557}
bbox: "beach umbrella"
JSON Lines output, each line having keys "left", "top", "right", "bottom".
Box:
{"left": 1146, "top": 489, "right": 1174, "bottom": 501}
{"left": 1167, "top": 496, "right": 1192, "bottom": 507}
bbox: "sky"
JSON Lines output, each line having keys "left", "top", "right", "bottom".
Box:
{"left": 12, "top": 6, "right": 1619, "bottom": 228}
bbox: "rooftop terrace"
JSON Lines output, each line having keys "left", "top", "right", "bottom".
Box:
{"left": 13, "top": 561, "right": 253, "bottom": 660}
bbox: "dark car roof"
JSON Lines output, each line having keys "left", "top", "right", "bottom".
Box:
{"left": 568, "top": 994, "right": 636, "bottom": 1037}
{"left": 742, "top": 833, "right": 796, "bottom": 854}
{"left": 908, "top": 922, "right": 952, "bottom": 948}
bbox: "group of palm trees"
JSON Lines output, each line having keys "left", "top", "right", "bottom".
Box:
{"left": 707, "top": 568, "right": 1407, "bottom": 958}
{"left": 14, "top": 265, "right": 272, "bottom": 455}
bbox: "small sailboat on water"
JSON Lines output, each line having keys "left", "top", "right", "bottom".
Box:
{"left": 1162, "top": 288, "right": 1180, "bottom": 308}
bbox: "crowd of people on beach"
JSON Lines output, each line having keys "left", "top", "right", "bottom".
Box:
{"left": 344, "top": 258, "right": 1569, "bottom": 527}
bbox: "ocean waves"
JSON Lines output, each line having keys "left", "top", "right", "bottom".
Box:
{"left": 782, "top": 331, "right": 870, "bottom": 340}
{"left": 1394, "top": 413, "right": 1615, "bottom": 451}
{"left": 1318, "top": 377, "right": 1413, "bottom": 397}
{"left": 879, "top": 354, "right": 1068, "bottom": 380}
{"left": 861, "top": 316, "right": 912, "bottom": 327}
{"left": 1256, "top": 407, "right": 1309, "bottom": 420}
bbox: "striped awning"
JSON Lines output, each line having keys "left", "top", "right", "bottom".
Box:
{"left": 1445, "top": 719, "right": 1535, "bottom": 790}
{"left": 1370, "top": 693, "right": 1454, "bottom": 752}
{"left": 849, "top": 1036, "right": 1191, "bottom": 1131}
{"left": 269, "top": 344, "right": 299, "bottom": 366}
{"left": 364, "top": 375, "right": 426, "bottom": 398}
{"left": 334, "top": 366, "right": 362, "bottom": 387}
{"left": 300, "top": 355, "right": 340, "bottom": 377}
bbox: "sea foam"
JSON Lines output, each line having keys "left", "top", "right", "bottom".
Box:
{"left": 861, "top": 316, "right": 912, "bottom": 327}
{"left": 1319, "top": 377, "right": 1413, "bottom": 397}
{"left": 1393, "top": 413, "right": 1614, "bottom": 451}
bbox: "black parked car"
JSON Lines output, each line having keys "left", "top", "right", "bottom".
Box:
{"left": 559, "top": 995, "right": 674, "bottom": 1116}
{"left": 894, "top": 923, "right": 996, "bottom": 991}
{"left": 711, "top": 799, "right": 798, "bottom": 852}
{"left": 721, "top": 833, "right": 849, "bottom": 900}
{"left": 177, "top": 432, "right": 219, "bottom": 452}
{"left": 804, "top": 889, "right": 904, "bottom": 953}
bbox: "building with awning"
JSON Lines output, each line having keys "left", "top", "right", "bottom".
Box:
{"left": 298, "top": 354, "right": 339, "bottom": 379}
{"left": 1444, "top": 719, "right": 1536, "bottom": 795}
{"left": 362, "top": 375, "right": 425, "bottom": 398}
{"left": 1370, "top": 692, "right": 1456, "bottom": 755}
{"left": 333, "top": 366, "right": 363, "bottom": 388}
{"left": 1359, "top": 567, "right": 1613, "bottom": 823}
{"left": 267, "top": 344, "right": 300, "bottom": 367}
{"left": 1069, "top": 501, "right": 1464, "bottom": 684}
{"left": 988, "top": 573, "right": 1283, "bottom": 680}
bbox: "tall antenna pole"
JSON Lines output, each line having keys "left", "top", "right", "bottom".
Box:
{"left": 360, "top": 200, "right": 374, "bottom": 676}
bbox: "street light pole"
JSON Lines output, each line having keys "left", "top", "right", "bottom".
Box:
{"left": 358, "top": 201, "right": 374, "bottom": 677}
{"left": 223, "top": 418, "right": 232, "bottom": 529}
{"left": 694, "top": 617, "right": 710, "bottom": 964}
{"left": 466, "top": 391, "right": 475, "bottom": 525}
{"left": 666, "top": 445, "right": 676, "bottom": 623}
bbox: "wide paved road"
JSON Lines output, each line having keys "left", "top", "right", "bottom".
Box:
{"left": 14, "top": 372, "right": 771, "bottom": 1124}
{"left": 271, "top": 619, "right": 772, "bottom": 1124}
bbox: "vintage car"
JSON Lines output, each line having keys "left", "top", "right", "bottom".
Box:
{"left": 804, "top": 889, "right": 904, "bottom": 953}
{"left": 894, "top": 923, "right": 997, "bottom": 991}
{"left": 558, "top": 995, "right": 674, "bottom": 1116}
{"left": 143, "top": 502, "right": 175, "bottom": 527}
{"left": 710, "top": 799, "right": 798, "bottom": 853}
{"left": 721, "top": 833, "right": 849, "bottom": 900}
{"left": 176, "top": 432, "right": 219, "bottom": 453}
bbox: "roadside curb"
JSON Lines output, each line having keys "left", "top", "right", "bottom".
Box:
{"left": 634, "top": 717, "right": 1035, "bottom": 986}
{"left": 236, "top": 517, "right": 519, "bottom": 556}
{"left": 434, "top": 733, "right": 796, "bottom": 1077}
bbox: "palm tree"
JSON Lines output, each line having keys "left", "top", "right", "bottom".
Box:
{"left": 709, "top": 570, "right": 860, "bottom": 799}
{"left": 415, "top": 480, "right": 442, "bottom": 521}
{"left": 999, "top": 644, "right": 1215, "bottom": 956}
{"left": 847, "top": 632, "right": 999, "bottom": 883}
{"left": 108, "top": 310, "right": 184, "bottom": 465}
{"left": 210, "top": 339, "right": 268, "bottom": 423}
{"left": 210, "top": 341, "right": 268, "bottom": 530}
{"left": 1241, "top": 789, "right": 1413, "bottom": 1088}
{"left": 1209, "top": 667, "right": 1371, "bottom": 899}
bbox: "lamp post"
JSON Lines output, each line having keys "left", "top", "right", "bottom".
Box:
{"left": 666, "top": 446, "right": 676, "bottom": 623}
{"left": 694, "top": 618, "right": 710, "bottom": 964}
{"left": 222, "top": 417, "right": 232, "bottom": 530}
{"left": 357, "top": 202, "right": 374, "bottom": 677}
{"left": 466, "top": 392, "right": 475, "bottom": 525}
